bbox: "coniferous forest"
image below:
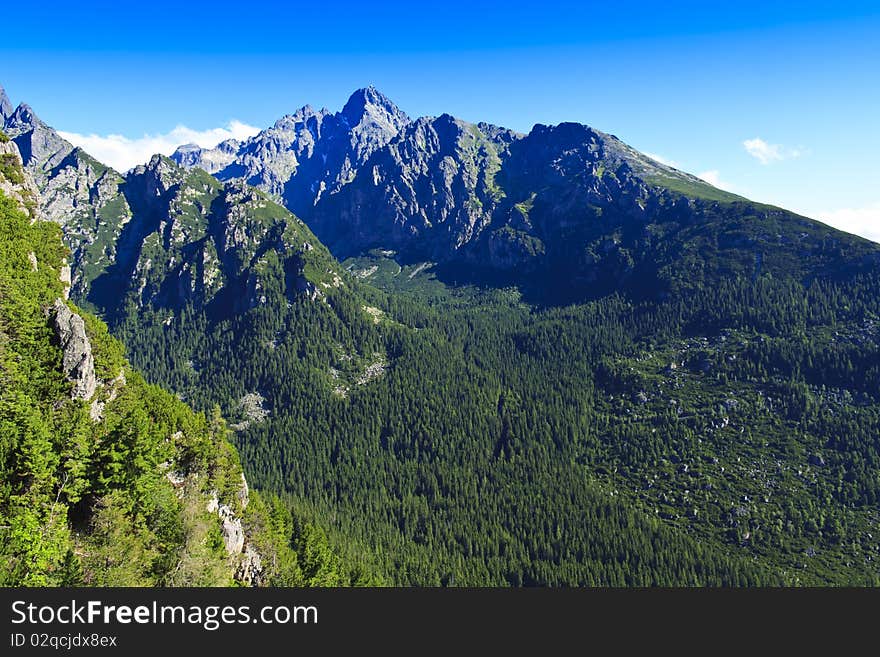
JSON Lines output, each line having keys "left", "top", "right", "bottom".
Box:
{"left": 2, "top": 78, "right": 880, "bottom": 588}
{"left": 0, "top": 135, "right": 370, "bottom": 586}
{"left": 113, "top": 256, "right": 880, "bottom": 586}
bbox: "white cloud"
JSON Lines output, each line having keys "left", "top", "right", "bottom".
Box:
{"left": 58, "top": 120, "right": 260, "bottom": 173}
{"left": 805, "top": 202, "right": 880, "bottom": 243}
{"left": 743, "top": 137, "right": 806, "bottom": 165}
{"left": 644, "top": 152, "right": 680, "bottom": 168}
{"left": 697, "top": 170, "right": 737, "bottom": 192}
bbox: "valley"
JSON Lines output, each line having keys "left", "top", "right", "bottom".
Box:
{"left": 2, "top": 83, "right": 879, "bottom": 586}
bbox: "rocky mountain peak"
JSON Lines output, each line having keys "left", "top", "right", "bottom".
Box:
{"left": 130, "top": 154, "right": 187, "bottom": 199}
{"left": 2, "top": 102, "right": 77, "bottom": 179}
{"left": 528, "top": 122, "right": 604, "bottom": 152}
{"left": 272, "top": 104, "right": 328, "bottom": 131}
{"left": 175, "top": 142, "right": 201, "bottom": 153}
{"left": 340, "top": 86, "right": 409, "bottom": 131}
{"left": 174, "top": 139, "right": 240, "bottom": 158}
{"left": 172, "top": 138, "right": 241, "bottom": 175}
{"left": 215, "top": 138, "right": 241, "bottom": 153}
{"left": 5, "top": 103, "right": 43, "bottom": 134}
{"left": 141, "top": 153, "right": 181, "bottom": 175}
{"left": 430, "top": 113, "right": 470, "bottom": 141}
{"left": 168, "top": 88, "right": 411, "bottom": 214}
{"left": 0, "top": 97, "right": 132, "bottom": 304}
{"left": 293, "top": 103, "right": 318, "bottom": 120}
{"left": 170, "top": 143, "right": 204, "bottom": 168}
{"left": 0, "top": 84, "right": 12, "bottom": 123}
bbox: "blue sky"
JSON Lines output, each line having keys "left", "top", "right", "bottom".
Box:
{"left": 2, "top": 1, "right": 879, "bottom": 239}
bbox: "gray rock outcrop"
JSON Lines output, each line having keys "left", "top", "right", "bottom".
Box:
{"left": 236, "top": 472, "right": 249, "bottom": 508}
{"left": 204, "top": 476, "right": 264, "bottom": 586}
{"left": 60, "top": 264, "right": 71, "bottom": 299}
{"left": 219, "top": 504, "right": 245, "bottom": 555}
{"left": 235, "top": 546, "right": 264, "bottom": 586}
{"left": 0, "top": 139, "right": 40, "bottom": 220}
{"left": 51, "top": 299, "right": 97, "bottom": 401}
{"left": 0, "top": 84, "right": 12, "bottom": 124}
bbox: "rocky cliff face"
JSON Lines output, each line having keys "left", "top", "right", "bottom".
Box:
{"left": 3, "top": 103, "right": 74, "bottom": 178}
{"left": 0, "top": 136, "right": 40, "bottom": 220}
{"left": 2, "top": 96, "right": 132, "bottom": 301}
{"left": 51, "top": 298, "right": 98, "bottom": 402}
{"left": 311, "top": 114, "right": 518, "bottom": 258}
{"left": 204, "top": 477, "right": 264, "bottom": 586}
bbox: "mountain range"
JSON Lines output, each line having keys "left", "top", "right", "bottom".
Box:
{"left": 2, "top": 82, "right": 879, "bottom": 586}
{"left": 170, "top": 86, "right": 878, "bottom": 303}
{"left": 5, "top": 83, "right": 877, "bottom": 313}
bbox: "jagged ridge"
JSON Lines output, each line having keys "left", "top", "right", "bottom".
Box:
{"left": 166, "top": 88, "right": 880, "bottom": 304}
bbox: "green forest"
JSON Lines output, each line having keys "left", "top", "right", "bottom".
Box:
{"left": 0, "top": 152, "right": 368, "bottom": 586}
{"left": 113, "top": 249, "right": 880, "bottom": 585}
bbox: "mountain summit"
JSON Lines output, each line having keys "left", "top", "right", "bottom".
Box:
{"left": 172, "top": 86, "right": 410, "bottom": 218}
{"left": 341, "top": 86, "right": 406, "bottom": 125}
{"left": 2, "top": 99, "right": 132, "bottom": 300}
{"left": 339, "top": 85, "right": 410, "bottom": 142}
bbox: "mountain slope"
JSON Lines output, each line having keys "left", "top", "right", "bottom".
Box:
{"left": 9, "top": 86, "right": 880, "bottom": 586}
{"left": 1, "top": 99, "right": 132, "bottom": 302}
{"left": 85, "top": 154, "right": 342, "bottom": 323}
{"left": 0, "top": 132, "right": 374, "bottom": 587}
{"left": 0, "top": 134, "right": 247, "bottom": 585}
